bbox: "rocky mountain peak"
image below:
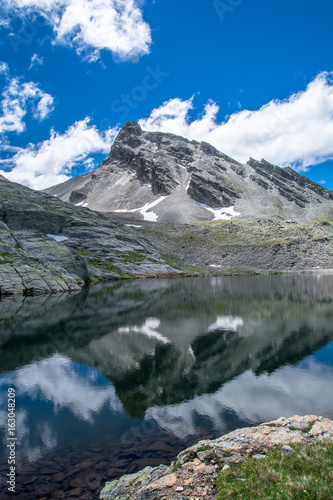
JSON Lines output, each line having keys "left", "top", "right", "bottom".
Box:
{"left": 45, "top": 122, "right": 333, "bottom": 224}
{"left": 112, "top": 121, "right": 143, "bottom": 148}
{"left": 121, "top": 121, "right": 143, "bottom": 135}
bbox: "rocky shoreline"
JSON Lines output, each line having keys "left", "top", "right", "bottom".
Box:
{"left": 100, "top": 414, "right": 333, "bottom": 499}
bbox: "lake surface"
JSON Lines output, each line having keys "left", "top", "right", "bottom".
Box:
{"left": 1, "top": 274, "right": 333, "bottom": 499}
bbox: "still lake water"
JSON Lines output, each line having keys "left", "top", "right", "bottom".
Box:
{"left": 1, "top": 274, "right": 333, "bottom": 499}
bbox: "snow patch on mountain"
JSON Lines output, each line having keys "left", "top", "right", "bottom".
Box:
{"left": 196, "top": 203, "right": 240, "bottom": 220}
{"left": 114, "top": 196, "right": 167, "bottom": 222}
{"left": 47, "top": 234, "right": 69, "bottom": 242}
{"left": 45, "top": 122, "right": 333, "bottom": 224}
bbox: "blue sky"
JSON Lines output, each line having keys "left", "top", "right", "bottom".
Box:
{"left": 0, "top": 0, "right": 332, "bottom": 190}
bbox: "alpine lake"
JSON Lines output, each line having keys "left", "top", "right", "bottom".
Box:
{"left": 1, "top": 274, "right": 333, "bottom": 499}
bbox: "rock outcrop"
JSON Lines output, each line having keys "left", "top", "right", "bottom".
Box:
{"left": 0, "top": 177, "right": 178, "bottom": 295}
{"left": 46, "top": 122, "right": 333, "bottom": 223}
{"left": 100, "top": 414, "right": 333, "bottom": 499}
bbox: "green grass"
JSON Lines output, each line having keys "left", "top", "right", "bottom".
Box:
{"left": 0, "top": 252, "right": 15, "bottom": 264}
{"left": 118, "top": 250, "right": 146, "bottom": 263}
{"left": 272, "top": 197, "right": 284, "bottom": 211}
{"left": 159, "top": 250, "right": 184, "bottom": 270}
{"left": 75, "top": 249, "right": 99, "bottom": 257}
{"left": 171, "top": 460, "right": 181, "bottom": 472}
{"left": 90, "top": 260, "right": 132, "bottom": 278}
{"left": 216, "top": 442, "right": 333, "bottom": 499}
{"left": 288, "top": 421, "right": 315, "bottom": 434}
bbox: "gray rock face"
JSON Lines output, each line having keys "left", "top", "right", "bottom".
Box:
{"left": 46, "top": 122, "right": 333, "bottom": 223}
{"left": 0, "top": 177, "right": 179, "bottom": 295}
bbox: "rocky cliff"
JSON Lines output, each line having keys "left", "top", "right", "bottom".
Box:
{"left": 46, "top": 122, "right": 333, "bottom": 224}
{"left": 0, "top": 177, "right": 178, "bottom": 295}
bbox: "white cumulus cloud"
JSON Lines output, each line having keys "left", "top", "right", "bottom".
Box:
{"left": 36, "top": 93, "right": 55, "bottom": 120}
{"left": 0, "top": 62, "right": 9, "bottom": 75}
{"left": 0, "top": 77, "right": 54, "bottom": 135}
{"left": 139, "top": 72, "right": 333, "bottom": 172}
{"left": 0, "top": 118, "right": 117, "bottom": 189}
{"left": 29, "top": 53, "right": 44, "bottom": 70}
{"left": 3, "top": 0, "right": 151, "bottom": 61}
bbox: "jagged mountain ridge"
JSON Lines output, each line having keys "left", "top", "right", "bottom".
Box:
{"left": 46, "top": 122, "right": 333, "bottom": 223}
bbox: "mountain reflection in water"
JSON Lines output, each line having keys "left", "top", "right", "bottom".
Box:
{"left": 0, "top": 274, "right": 333, "bottom": 498}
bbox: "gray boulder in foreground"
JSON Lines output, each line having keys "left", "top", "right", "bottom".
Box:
{"left": 100, "top": 414, "right": 333, "bottom": 500}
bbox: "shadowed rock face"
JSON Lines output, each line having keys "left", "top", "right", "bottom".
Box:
{"left": 0, "top": 177, "right": 178, "bottom": 295}
{"left": 46, "top": 122, "right": 333, "bottom": 223}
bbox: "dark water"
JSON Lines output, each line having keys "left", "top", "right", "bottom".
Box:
{"left": 0, "top": 274, "right": 333, "bottom": 499}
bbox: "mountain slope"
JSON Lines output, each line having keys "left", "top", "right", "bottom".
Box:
{"left": 46, "top": 122, "right": 333, "bottom": 223}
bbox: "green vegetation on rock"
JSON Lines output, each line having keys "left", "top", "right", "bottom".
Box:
{"left": 118, "top": 250, "right": 146, "bottom": 263}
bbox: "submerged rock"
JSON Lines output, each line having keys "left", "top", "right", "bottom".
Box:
{"left": 100, "top": 415, "right": 333, "bottom": 499}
